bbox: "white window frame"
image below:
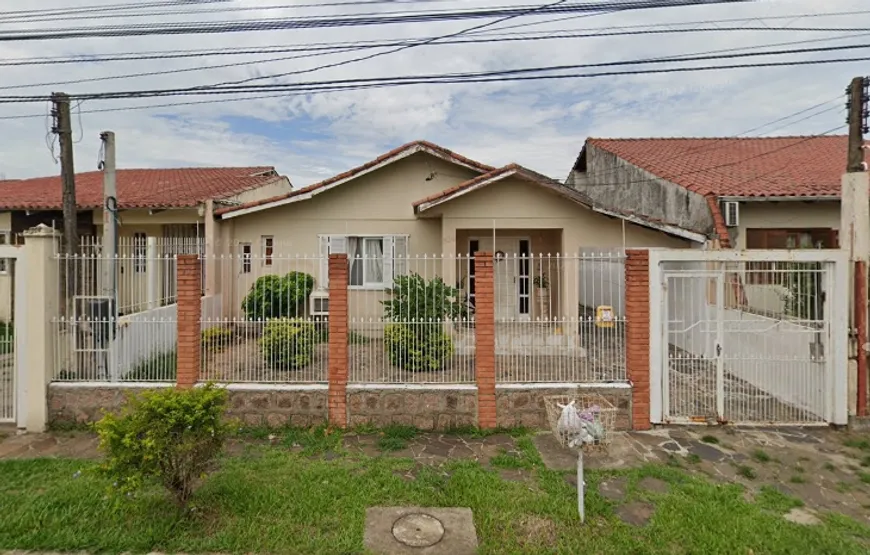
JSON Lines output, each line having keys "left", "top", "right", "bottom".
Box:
{"left": 0, "top": 231, "right": 10, "bottom": 274}
{"left": 240, "top": 242, "right": 252, "bottom": 274}
{"left": 133, "top": 232, "right": 147, "bottom": 274}
{"left": 319, "top": 234, "right": 408, "bottom": 290}
{"left": 261, "top": 235, "right": 274, "bottom": 266}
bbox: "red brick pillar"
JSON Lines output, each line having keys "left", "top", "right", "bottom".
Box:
{"left": 327, "top": 254, "right": 349, "bottom": 428}
{"left": 176, "top": 254, "right": 202, "bottom": 388}
{"left": 625, "top": 249, "right": 651, "bottom": 430}
{"left": 474, "top": 251, "right": 497, "bottom": 429}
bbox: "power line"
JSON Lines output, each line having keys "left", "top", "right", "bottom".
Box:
{"left": 0, "top": 0, "right": 757, "bottom": 42}
{"left": 6, "top": 31, "right": 866, "bottom": 91}
{"left": 0, "top": 55, "right": 865, "bottom": 104}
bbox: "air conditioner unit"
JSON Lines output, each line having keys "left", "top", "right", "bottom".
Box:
{"left": 723, "top": 201, "right": 739, "bottom": 227}
{"left": 310, "top": 290, "right": 329, "bottom": 318}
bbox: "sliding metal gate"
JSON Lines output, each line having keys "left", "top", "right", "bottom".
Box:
{"left": 651, "top": 250, "right": 847, "bottom": 426}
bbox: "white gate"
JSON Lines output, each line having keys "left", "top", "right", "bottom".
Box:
{"left": 650, "top": 249, "right": 848, "bottom": 426}
{"left": 0, "top": 244, "right": 24, "bottom": 424}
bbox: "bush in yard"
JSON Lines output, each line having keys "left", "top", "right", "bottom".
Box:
{"left": 202, "top": 326, "right": 233, "bottom": 352}
{"left": 381, "top": 273, "right": 465, "bottom": 371}
{"left": 260, "top": 318, "right": 316, "bottom": 369}
{"left": 94, "top": 383, "right": 229, "bottom": 509}
{"left": 241, "top": 272, "right": 315, "bottom": 321}
{"left": 384, "top": 323, "right": 454, "bottom": 372}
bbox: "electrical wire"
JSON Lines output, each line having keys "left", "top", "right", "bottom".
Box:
{"left": 6, "top": 30, "right": 866, "bottom": 92}
{"left": 0, "top": 55, "right": 865, "bottom": 104}
{"left": 0, "top": 0, "right": 758, "bottom": 42}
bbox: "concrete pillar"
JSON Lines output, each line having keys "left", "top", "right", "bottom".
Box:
{"left": 20, "top": 224, "right": 61, "bottom": 432}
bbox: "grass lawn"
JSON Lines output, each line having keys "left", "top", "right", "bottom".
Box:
{"left": 1, "top": 434, "right": 870, "bottom": 554}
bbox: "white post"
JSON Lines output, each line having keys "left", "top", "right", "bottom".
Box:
{"left": 20, "top": 224, "right": 60, "bottom": 432}
{"left": 146, "top": 237, "right": 159, "bottom": 309}
{"left": 100, "top": 131, "right": 117, "bottom": 302}
{"left": 577, "top": 450, "right": 585, "bottom": 523}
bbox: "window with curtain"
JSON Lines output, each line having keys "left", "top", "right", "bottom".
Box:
{"left": 320, "top": 235, "right": 407, "bottom": 288}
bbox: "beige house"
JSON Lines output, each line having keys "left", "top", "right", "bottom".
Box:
{"left": 0, "top": 166, "right": 292, "bottom": 318}
{"left": 566, "top": 135, "right": 857, "bottom": 250}
{"left": 211, "top": 141, "right": 698, "bottom": 322}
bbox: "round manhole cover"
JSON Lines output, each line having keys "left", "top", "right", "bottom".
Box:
{"left": 392, "top": 513, "right": 445, "bottom": 547}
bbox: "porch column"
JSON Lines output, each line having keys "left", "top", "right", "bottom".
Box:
{"left": 203, "top": 199, "right": 218, "bottom": 297}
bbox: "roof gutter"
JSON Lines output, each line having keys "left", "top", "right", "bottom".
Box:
{"left": 591, "top": 206, "right": 707, "bottom": 244}
{"left": 717, "top": 195, "right": 841, "bottom": 202}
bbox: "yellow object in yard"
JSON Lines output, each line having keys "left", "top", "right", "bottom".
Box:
{"left": 595, "top": 305, "right": 615, "bottom": 328}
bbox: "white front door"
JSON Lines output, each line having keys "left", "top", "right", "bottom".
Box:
{"left": 479, "top": 238, "right": 520, "bottom": 320}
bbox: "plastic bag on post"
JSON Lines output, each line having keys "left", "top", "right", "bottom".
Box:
{"left": 556, "top": 400, "right": 583, "bottom": 441}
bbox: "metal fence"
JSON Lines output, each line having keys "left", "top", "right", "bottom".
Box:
{"left": 200, "top": 252, "right": 328, "bottom": 383}
{"left": 52, "top": 243, "right": 183, "bottom": 382}
{"left": 347, "top": 254, "right": 475, "bottom": 384}
{"left": 494, "top": 252, "right": 627, "bottom": 383}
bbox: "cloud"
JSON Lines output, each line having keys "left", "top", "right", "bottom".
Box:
{"left": 0, "top": 0, "right": 866, "bottom": 186}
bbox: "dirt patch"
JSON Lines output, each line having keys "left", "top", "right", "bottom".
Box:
{"left": 616, "top": 501, "right": 655, "bottom": 527}
{"left": 516, "top": 515, "right": 558, "bottom": 547}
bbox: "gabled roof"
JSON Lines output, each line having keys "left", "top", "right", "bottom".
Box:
{"left": 216, "top": 140, "right": 494, "bottom": 218}
{"left": 0, "top": 167, "right": 281, "bottom": 210}
{"left": 578, "top": 135, "right": 863, "bottom": 199}
{"left": 413, "top": 163, "right": 595, "bottom": 213}
{"left": 414, "top": 164, "right": 707, "bottom": 243}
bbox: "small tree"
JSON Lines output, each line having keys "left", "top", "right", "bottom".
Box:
{"left": 241, "top": 272, "right": 314, "bottom": 321}
{"left": 381, "top": 273, "right": 466, "bottom": 371}
{"left": 94, "top": 384, "right": 229, "bottom": 509}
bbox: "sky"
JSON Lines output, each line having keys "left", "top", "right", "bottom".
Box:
{"left": 0, "top": 0, "right": 867, "bottom": 187}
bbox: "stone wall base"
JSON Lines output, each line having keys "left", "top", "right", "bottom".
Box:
{"left": 47, "top": 384, "right": 328, "bottom": 428}
{"left": 48, "top": 384, "right": 633, "bottom": 431}
{"left": 347, "top": 388, "right": 477, "bottom": 430}
{"left": 496, "top": 386, "right": 632, "bottom": 431}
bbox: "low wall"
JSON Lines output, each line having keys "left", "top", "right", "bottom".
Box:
{"left": 346, "top": 387, "right": 478, "bottom": 430}
{"left": 496, "top": 386, "right": 632, "bottom": 431}
{"left": 48, "top": 383, "right": 631, "bottom": 431}
{"left": 48, "top": 384, "right": 328, "bottom": 428}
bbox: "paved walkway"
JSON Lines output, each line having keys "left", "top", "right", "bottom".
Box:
{"left": 2, "top": 425, "right": 870, "bottom": 525}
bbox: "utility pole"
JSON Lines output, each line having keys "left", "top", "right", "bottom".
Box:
{"left": 51, "top": 92, "right": 78, "bottom": 257}
{"left": 99, "top": 131, "right": 119, "bottom": 381}
{"left": 841, "top": 75, "right": 870, "bottom": 418}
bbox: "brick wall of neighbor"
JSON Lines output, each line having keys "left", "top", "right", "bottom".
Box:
{"left": 625, "top": 249, "right": 651, "bottom": 431}
{"left": 347, "top": 389, "right": 477, "bottom": 430}
{"left": 496, "top": 388, "right": 632, "bottom": 431}
{"left": 48, "top": 385, "right": 328, "bottom": 428}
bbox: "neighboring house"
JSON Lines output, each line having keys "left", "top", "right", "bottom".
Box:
{"left": 567, "top": 135, "right": 865, "bottom": 315}
{"left": 566, "top": 135, "right": 862, "bottom": 250}
{"left": 0, "top": 166, "right": 292, "bottom": 317}
{"left": 211, "top": 140, "right": 698, "bottom": 322}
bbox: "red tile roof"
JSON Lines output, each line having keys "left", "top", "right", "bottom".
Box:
{"left": 0, "top": 166, "right": 281, "bottom": 210}
{"left": 216, "top": 140, "right": 494, "bottom": 217}
{"left": 584, "top": 135, "right": 864, "bottom": 198}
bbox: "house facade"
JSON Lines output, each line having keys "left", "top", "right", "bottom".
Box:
{"left": 566, "top": 136, "right": 854, "bottom": 250}
{"left": 211, "top": 141, "right": 697, "bottom": 323}
{"left": 0, "top": 167, "right": 292, "bottom": 318}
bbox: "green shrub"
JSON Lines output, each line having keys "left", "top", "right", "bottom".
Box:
{"left": 381, "top": 273, "right": 463, "bottom": 372}
{"left": 384, "top": 323, "right": 454, "bottom": 372}
{"left": 260, "top": 318, "right": 316, "bottom": 369}
{"left": 202, "top": 326, "right": 233, "bottom": 352}
{"left": 94, "top": 383, "right": 229, "bottom": 508}
{"left": 241, "top": 272, "right": 315, "bottom": 321}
